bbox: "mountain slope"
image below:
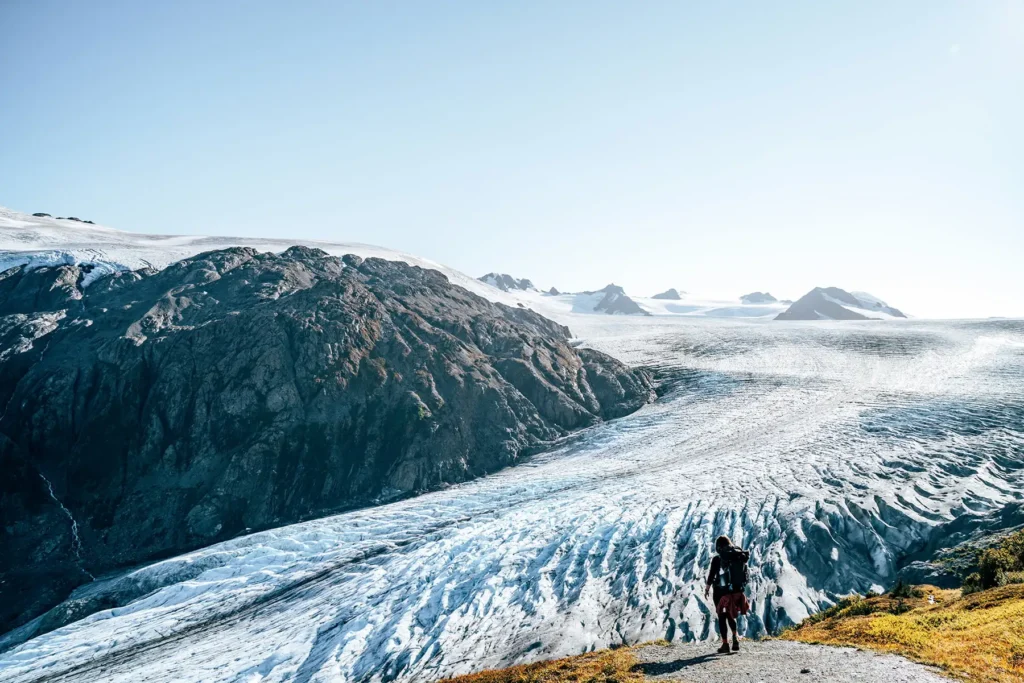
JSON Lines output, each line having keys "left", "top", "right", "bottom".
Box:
{"left": 775, "top": 287, "right": 907, "bottom": 321}
{"left": 0, "top": 247, "right": 654, "bottom": 633}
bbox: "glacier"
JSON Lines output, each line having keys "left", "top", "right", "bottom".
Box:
{"left": 1, "top": 314, "right": 1022, "bottom": 683}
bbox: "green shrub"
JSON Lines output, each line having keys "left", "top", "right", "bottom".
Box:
{"left": 801, "top": 595, "right": 866, "bottom": 627}
{"left": 979, "top": 547, "right": 1015, "bottom": 590}
{"left": 956, "top": 529, "right": 1024, "bottom": 592}
{"left": 1005, "top": 571, "right": 1024, "bottom": 585}
{"left": 889, "top": 598, "right": 911, "bottom": 616}
{"left": 890, "top": 580, "right": 915, "bottom": 599}
{"left": 962, "top": 572, "right": 983, "bottom": 596}
{"left": 845, "top": 599, "right": 880, "bottom": 617}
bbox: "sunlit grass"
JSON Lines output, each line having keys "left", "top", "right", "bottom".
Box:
{"left": 782, "top": 583, "right": 1024, "bottom": 682}
{"left": 439, "top": 647, "right": 644, "bottom": 683}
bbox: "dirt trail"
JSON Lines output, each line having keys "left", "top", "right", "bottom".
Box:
{"left": 634, "top": 640, "right": 950, "bottom": 682}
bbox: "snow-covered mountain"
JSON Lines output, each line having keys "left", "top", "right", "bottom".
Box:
{"left": 588, "top": 284, "right": 648, "bottom": 315}
{"left": 481, "top": 283, "right": 789, "bottom": 320}
{"left": 775, "top": 287, "right": 907, "bottom": 321}
{"left": 0, "top": 207, "right": 513, "bottom": 307}
{"left": 740, "top": 291, "right": 777, "bottom": 304}
{"left": 652, "top": 288, "right": 683, "bottom": 300}
{"left": 478, "top": 272, "right": 536, "bottom": 292}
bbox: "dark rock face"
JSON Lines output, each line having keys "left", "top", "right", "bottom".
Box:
{"left": 740, "top": 291, "right": 777, "bottom": 304}
{"left": 651, "top": 288, "right": 682, "bottom": 300}
{"left": 775, "top": 287, "right": 906, "bottom": 321}
{"left": 548, "top": 287, "right": 560, "bottom": 296}
{"left": 896, "top": 561, "right": 961, "bottom": 589}
{"left": 479, "top": 273, "right": 535, "bottom": 292}
{"left": 0, "top": 248, "right": 654, "bottom": 633}
{"left": 589, "top": 284, "right": 649, "bottom": 316}
{"left": 31, "top": 213, "right": 51, "bottom": 218}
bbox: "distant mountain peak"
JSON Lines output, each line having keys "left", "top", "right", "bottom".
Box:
{"left": 652, "top": 288, "right": 682, "bottom": 300}
{"left": 479, "top": 272, "right": 536, "bottom": 292}
{"left": 583, "top": 283, "right": 649, "bottom": 316}
{"left": 740, "top": 291, "right": 777, "bottom": 304}
{"left": 775, "top": 287, "right": 907, "bottom": 320}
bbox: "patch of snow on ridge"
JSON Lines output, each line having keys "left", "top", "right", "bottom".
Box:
{"left": 820, "top": 293, "right": 901, "bottom": 320}
{"left": 0, "top": 207, "right": 519, "bottom": 307}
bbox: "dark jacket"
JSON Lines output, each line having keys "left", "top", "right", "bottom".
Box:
{"left": 706, "top": 555, "right": 741, "bottom": 603}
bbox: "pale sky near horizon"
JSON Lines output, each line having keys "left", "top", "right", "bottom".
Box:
{"left": 2, "top": 1, "right": 1022, "bottom": 318}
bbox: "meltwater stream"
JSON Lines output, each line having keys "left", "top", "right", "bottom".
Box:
{"left": 2, "top": 318, "right": 1022, "bottom": 682}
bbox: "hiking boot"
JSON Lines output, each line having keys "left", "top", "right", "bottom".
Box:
{"left": 732, "top": 639, "right": 740, "bottom": 651}
{"left": 717, "top": 641, "right": 731, "bottom": 654}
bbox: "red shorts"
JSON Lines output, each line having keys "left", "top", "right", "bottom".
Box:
{"left": 716, "top": 592, "right": 750, "bottom": 619}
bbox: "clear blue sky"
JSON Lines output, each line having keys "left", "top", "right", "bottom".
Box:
{"left": 2, "top": 1, "right": 1022, "bottom": 317}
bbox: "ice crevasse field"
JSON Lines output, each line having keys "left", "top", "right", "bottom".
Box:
{"left": 0, "top": 250, "right": 1022, "bottom": 681}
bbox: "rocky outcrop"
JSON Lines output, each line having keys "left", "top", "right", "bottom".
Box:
{"left": 52, "top": 216, "right": 95, "bottom": 224}
{"left": 0, "top": 248, "right": 655, "bottom": 633}
{"left": 651, "top": 288, "right": 682, "bottom": 300}
{"left": 589, "top": 285, "right": 649, "bottom": 316}
{"left": 548, "top": 287, "right": 560, "bottom": 296}
{"left": 31, "top": 213, "right": 50, "bottom": 218}
{"left": 775, "top": 287, "right": 906, "bottom": 321}
{"left": 479, "top": 273, "right": 535, "bottom": 292}
{"left": 740, "top": 291, "right": 777, "bottom": 304}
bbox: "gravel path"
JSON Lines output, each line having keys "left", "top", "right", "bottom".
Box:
{"left": 633, "top": 640, "right": 950, "bottom": 683}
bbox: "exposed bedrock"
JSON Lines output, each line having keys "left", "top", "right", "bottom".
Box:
{"left": 0, "top": 248, "right": 654, "bottom": 632}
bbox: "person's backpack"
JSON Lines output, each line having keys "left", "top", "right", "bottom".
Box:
{"left": 722, "top": 546, "right": 750, "bottom": 592}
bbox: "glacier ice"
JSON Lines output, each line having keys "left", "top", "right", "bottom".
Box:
{"left": 0, "top": 315, "right": 1022, "bottom": 683}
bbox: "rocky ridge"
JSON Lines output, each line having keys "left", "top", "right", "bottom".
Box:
{"left": 0, "top": 248, "right": 654, "bottom": 632}
{"left": 479, "top": 273, "right": 536, "bottom": 292}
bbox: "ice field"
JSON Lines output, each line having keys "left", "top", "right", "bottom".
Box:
{"left": 2, "top": 314, "right": 1022, "bottom": 682}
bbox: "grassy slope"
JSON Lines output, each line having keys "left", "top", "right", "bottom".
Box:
{"left": 782, "top": 584, "right": 1024, "bottom": 682}
{"left": 439, "top": 647, "right": 644, "bottom": 683}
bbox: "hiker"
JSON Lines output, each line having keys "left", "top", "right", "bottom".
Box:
{"left": 704, "top": 534, "right": 750, "bottom": 654}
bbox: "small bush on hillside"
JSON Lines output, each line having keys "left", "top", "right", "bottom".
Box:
{"left": 845, "top": 599, "right": 879, "bottom": 617}
{"left": 1011, "top": 643, "right": 1024, "bottom": 671}
{"left": 979, "top": 547, "right": 1015, "bottom": 590}
{"left": 889, "top": 580, "right": 922, "bottom": 599}
{"left": 960, "top": 528, "right": 1024, "bottom": 592}
{"left": 800, "top": 595, "right": 863, "bottom": 627}
{"left": 963, "top": 572, "right": 984, "bottom": 595}
{"left": 797, "top": 594, "right": 882, "bottom": 628}
{"left": 889, "top": 598, "right": 911, "bottom": 616}
{"left": 1005, "top": 571, "right": 1024, "bottom": 585}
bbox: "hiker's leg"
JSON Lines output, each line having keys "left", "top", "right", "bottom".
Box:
{"left": 727, "top": 616, "right": 737, "bottom": 638}
{"left": 716, "top": 612, "right": 732, "bottom": 653}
